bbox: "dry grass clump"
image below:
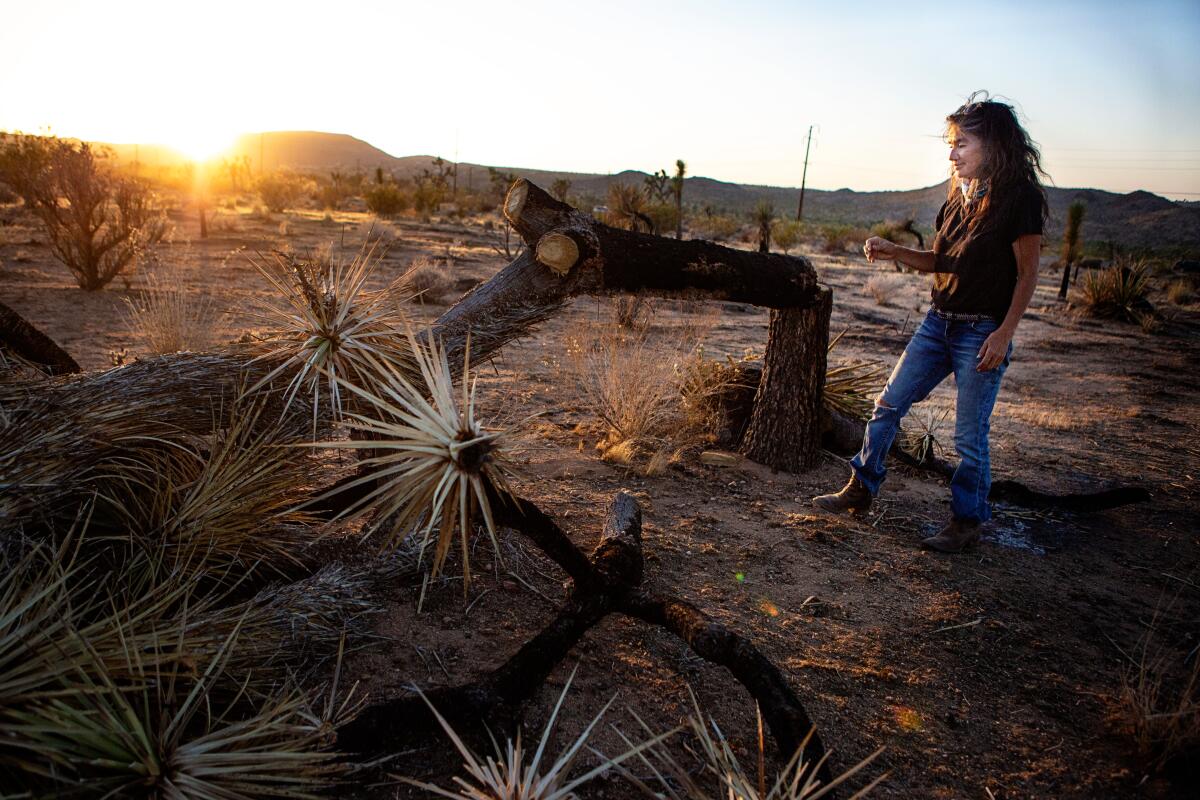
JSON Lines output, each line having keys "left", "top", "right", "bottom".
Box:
{"left": 568, "top": 321, "right": 701, "bottom": 470}
{"left": 1117, "top": 618, "right": 1200, "bottom": 774}
{"left": 248, "top": 243, "right": 414, "bottom": 426}
{"left": 308, "top": 330, "right": 512, "bottom": 592}
{"left": 677, "top": 350, "right": 757, "bottom": 444}
{"left": 404, "top": 255, "right": 455, "bottom": 304}
{"left": 123, "top": 268, "right": 224, "bottom": 354}
{"left": 1166, "top": 277, "right": 1195, "bottom": 305}
{"left": 1076, "top": 257, "right": 1154, "bottom": 324}
{"left": 863, "top": 274, "right": 904, "bottom": 306}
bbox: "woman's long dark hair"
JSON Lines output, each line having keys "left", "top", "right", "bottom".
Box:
{"left": 944, "top": 91, "right": 1048, "bottom": 252}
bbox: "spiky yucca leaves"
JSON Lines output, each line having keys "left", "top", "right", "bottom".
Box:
{"left": 248, "top": 244, "right": 416, "bottom": 427}
{"left": 103, "top": 399, "right": 317, "bottom": 584}
{"left": 400, "top": 668, "right": 675, "bottom": 800}
{"left": 0, "top": 542, "right": 364, "bottom": 797}
{"left": 6, "top": 618, "right": 344, "bottom": 798}
{"left": 1078, "top": 258, "right": 1153, "bottom": 323}
{"left": 310, "top": 330, "right": 511, "bottom": 592}
{"left": 823, "top": 330, "right": 886, "bottom": 422}
{"left": 616, "top": 691, "right": 884, "bottom": 800}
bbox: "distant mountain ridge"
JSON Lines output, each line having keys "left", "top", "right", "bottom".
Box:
{"left": 113, "top": 131, "right": 1200, "bottom": 253}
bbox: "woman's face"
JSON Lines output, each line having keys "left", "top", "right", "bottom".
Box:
{"left": 948, "top": 128, "right": 986, "bottom": 182}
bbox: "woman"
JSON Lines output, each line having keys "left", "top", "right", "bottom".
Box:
{"left": 813, "top": 92, "right": 1047, "bottom": 553}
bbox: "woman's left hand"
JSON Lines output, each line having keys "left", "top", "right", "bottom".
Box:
{"left": 976, "top": 329, "right": 1012, "bottom": 372}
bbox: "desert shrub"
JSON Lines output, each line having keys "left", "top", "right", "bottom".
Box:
{"left": 123, "top": 268, "right": 223, "bottom": 354}
{"left": 646, "top": 202, "right": 680, "bottom": 236}
{"left": 772, "top": 219, "right": 802, "bottom": 254}
{"left": 567, "top": 322, "right": 699, "bottom": 470}
{"left": 403, "top": 256, "right": 453, "bottom": 303}
{"left": 1166, "top": 278, "right": 1194, "bottom": 305}
{"left": 614, "top": 295, "right": 652, "bottom": 329}
{"left": 550, "top": 178, "right": 572, "bottom": 201}
{"left": 1077, "top": 257, "right": 1153, "bottom": 323}
{"left": 1118, "top": 619, "right": 1200, "bottom": 774}
{"left": 366, "top": 182, "right": 409, "bottom": 217}
{"left": 206, "top": 210, "right": 242, "bottom": 233}
{"left": 693, "top": 213, "right": 741, "bottom": 241}
{"left": 256, "top": 170, "right": 307, "bottom": 213}
{"left": 15, "top": 138, "right": 166, "bottom": 290}
{"left": 864, "top": 273, "right": 904, "bottom": 306}
{"left": 821, "top": 223, "right": 869, "bottom": 254}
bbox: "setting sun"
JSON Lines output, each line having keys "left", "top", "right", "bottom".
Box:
{"left": 169, "top": 128, "right": 235, "bottom": 163}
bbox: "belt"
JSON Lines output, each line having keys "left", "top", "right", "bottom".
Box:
{"left": 931, "top": 307, "right": 995, "bottom": 322}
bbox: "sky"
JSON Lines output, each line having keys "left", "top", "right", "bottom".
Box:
{"left": 2, "top": 0, "right": 1198, "bottom": 199}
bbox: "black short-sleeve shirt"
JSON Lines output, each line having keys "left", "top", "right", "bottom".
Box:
{"left": 930, "top": 181, "right": 1044, "bottom": 320}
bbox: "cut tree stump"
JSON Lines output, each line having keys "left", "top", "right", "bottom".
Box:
{"left": 742, "top": 286, "right": 833, "bottom": 472}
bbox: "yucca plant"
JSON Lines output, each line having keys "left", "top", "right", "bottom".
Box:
{"left": 823, "top": 330, "right": 886, "bottom": 422}
{"left": 307, "top": 329, "right": 511, "bottom": 592}
{"left": 614, "top": 690, "right": 884, "bottom": 800}
{"left": 1077, "top": 257, "right": 1153, "bottom": 323}
{"left": 399, "top": 667, "right": 676, "bottom": 799}
{"left": 247, "top": 243, "right": 415, "bottom": 428}
{"left": 101, "top": 399, "right": 317, "bottom": 584}
{"left": 5, "top": 616, "right": 344, "bottom": 798}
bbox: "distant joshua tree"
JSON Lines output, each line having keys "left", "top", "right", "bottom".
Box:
{"left": 672, "top": 159, "right": 686, "bottom": 240}
{"left": 753, "top": 200, "right": 774, "bottom": 253}
{"left": 550, "top": 178, "right": 572, "bottom": 202}
{"left": 1059, "top": 200, "right": 1086, "bottom": 300}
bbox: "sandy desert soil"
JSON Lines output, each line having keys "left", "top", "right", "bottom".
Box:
{"left": 2, "top": 201, "right": 1198, "bottom": 799}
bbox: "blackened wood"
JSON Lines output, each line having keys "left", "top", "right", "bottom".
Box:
{"left": 502, "top": 179, "right": 819, "bottom": 309}
{"left": 742, "top": 286, "right": 833, "bottom": 471}
{"left": 335, "top": 591, "right": 613, "bottom": 757}
{"left": 591, "top": 491, "right": 643, "bottom": 587}
{"left": 622, "top": 592, "right": 830, "bottom": 783}
{"left": 0, "top": 300, "right": 79, "bottom": 375}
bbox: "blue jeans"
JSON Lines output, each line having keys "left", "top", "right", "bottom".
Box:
{"left": 850, "top": 309, "right": 1012, "bottom": 522}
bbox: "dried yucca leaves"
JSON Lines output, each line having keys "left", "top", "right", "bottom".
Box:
{"left": 400, "top": 667, "right": 675, "bottom": 800}
{"left": 307, "top": 329, "right": 511, "bottom": 592}
{"left": 247, "top": 244, "right": 416, "bottom": 428}
{"left": 98, "top": 398, "right": 318, "bottom": 584}
{"left": 613, "top": 689, "right": 885, "bottom": 800}
{"left": 823, "top": 329, "right": 886, "bottom": 422}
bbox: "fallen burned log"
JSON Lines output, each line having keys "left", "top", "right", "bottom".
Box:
{"left": 4, "top": 180, "right": 832, "bottom": 475}
{"left": 0, "top": 300, "right": 79, "bottom": 375}
{"left": 336, "top": 489, "right": 832, "bottom": 786}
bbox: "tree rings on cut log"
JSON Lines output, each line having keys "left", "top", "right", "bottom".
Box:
{"left": 535, "top": 233, "right": 579, "bottom": 276}
{"left": 503, "top": 180, "right": 529, "bottom": 223}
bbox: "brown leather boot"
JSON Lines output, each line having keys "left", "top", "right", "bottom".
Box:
{"left": 921, "top": 518, "right": 982, "bottom": 553}
{"left": 812, "top": 475, "right": 873, "bottom": 515}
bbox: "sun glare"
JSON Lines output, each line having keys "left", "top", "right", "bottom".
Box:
{"left": 170, "top": 129, "right": 235, "bottom": 163}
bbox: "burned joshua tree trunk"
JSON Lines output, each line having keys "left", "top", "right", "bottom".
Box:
{"left": 498, "top": 179, "right": 832, "bottom": 472}
{"left": 0, "top": 300, "right": 80, "bottom": 375}
{"left": 741, "top": 287, "right": 833, "bottom": 471}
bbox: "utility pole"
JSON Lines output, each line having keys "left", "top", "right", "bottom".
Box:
{"left": 259, "top": 132, "right": 265, "bottom": 176}
{"left": 796, "top": 125, "right": 813, "bottom": 222}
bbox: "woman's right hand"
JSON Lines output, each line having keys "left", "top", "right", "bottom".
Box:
{"left": 863, "top": 236, "right": 898, "bottom": 264}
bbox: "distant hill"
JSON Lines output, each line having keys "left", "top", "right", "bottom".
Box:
{"left": 105, "top": 130, "right": 1200, "bottom": 254}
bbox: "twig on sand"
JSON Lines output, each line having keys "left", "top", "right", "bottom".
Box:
{"left": 933, "top": 617, "right": 983, "bottom": 634}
